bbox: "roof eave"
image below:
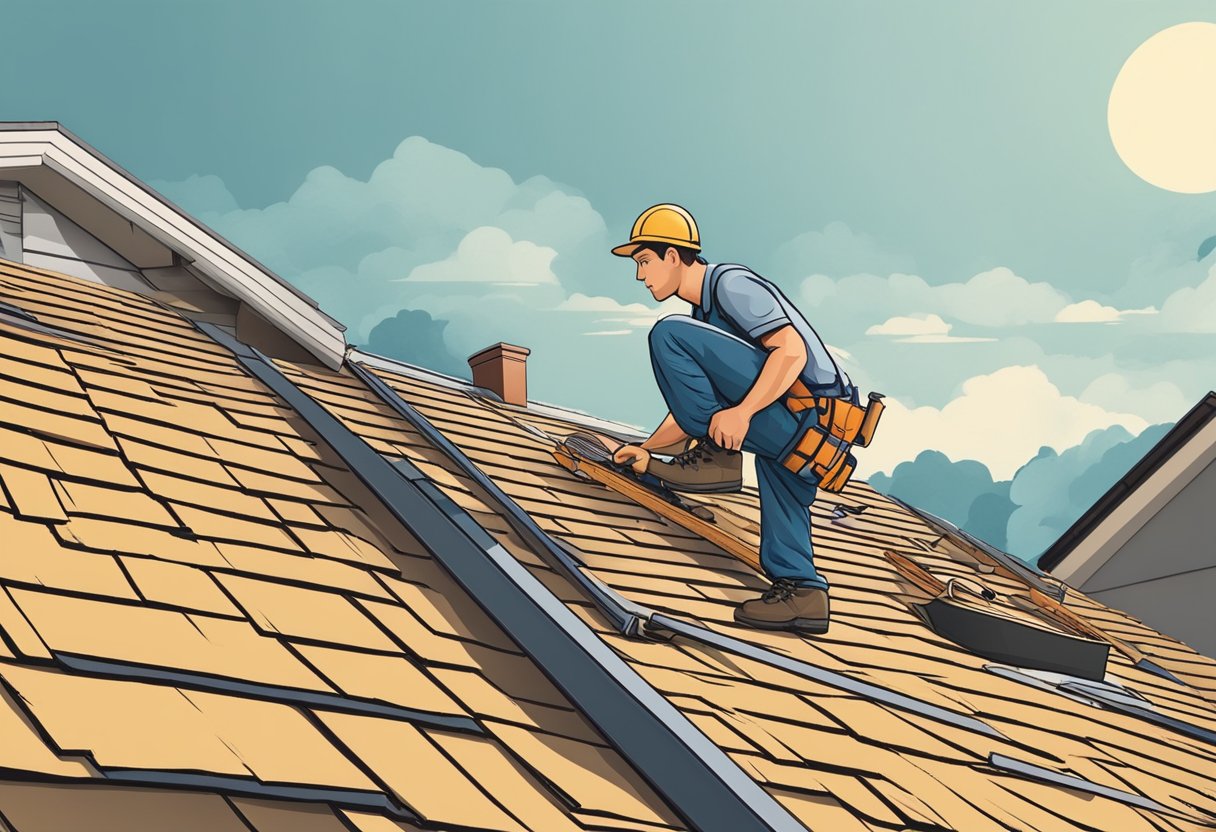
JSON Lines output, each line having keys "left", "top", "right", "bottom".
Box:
{"left": 0, "top": 122, "right": 347, "bottom": 370}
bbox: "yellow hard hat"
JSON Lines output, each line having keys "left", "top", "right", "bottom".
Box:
{"left": 611, "top": 203, "right": 701, "bottom": 257}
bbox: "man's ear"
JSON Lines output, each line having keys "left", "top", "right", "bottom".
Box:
{"left": 666, "top": 246, "right": 680, "bottom": 265}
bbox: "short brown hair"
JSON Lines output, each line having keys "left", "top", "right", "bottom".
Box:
{"left": 636, "top": 242, "right": 706, "bottom": 266}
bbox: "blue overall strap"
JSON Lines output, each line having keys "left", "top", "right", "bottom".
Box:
{"left": 708, "top": 264, "right": 853, "bottom": 401}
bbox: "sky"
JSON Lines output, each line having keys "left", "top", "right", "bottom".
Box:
{"left": 4, "top": 0, "right": 1216, "bottom": 488}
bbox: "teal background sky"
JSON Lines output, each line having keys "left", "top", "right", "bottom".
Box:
{"left": 5, "top": 1, "right": 1216, "bottom": 558}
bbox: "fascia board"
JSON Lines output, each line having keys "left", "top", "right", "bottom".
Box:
{"left": 1054, "top": 417, "right": 1216, "bottom": 585}
{"left": 0, "top": 129, "right": 345, "bottom": 369}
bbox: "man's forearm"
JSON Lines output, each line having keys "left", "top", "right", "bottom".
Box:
{"left": 640, "top": 412, "right": 691, "bottom": 452}
{"left": 737, "top": 344, "right": 806, "bottom": 417}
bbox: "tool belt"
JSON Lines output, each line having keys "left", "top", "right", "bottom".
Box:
{"left": 780, "top": 380, "right": 885, "bottom": 493}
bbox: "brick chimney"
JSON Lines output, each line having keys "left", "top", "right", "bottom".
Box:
{"left": 468, "top": 342, "right": 531, "bottom": 406}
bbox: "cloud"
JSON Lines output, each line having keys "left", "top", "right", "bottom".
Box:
{"left": 364, "top": 308, "right": 468, "bottom": 377}
{"left": 867, "top": 313, "right": 950, "bottom": 337}
{"left": 867, "top": 419, "right": 1176, "bottom": 562}
{"left": 1054, "top": 299, "right": 1158, "bottom": 323}
{"left": 402, "top": 227, "right": 558, "bottom": 285}
{"left": 855, "top": 364, "right": 1149, "bottom": 480}
{"left": 156, "top": 173, "right": 240, "bottom": 215}
{"left": 774, "top": 221, "right": 916, "bottom": 278}
{"left": 803, "top": 267, "right": 1075, "bottom": 330}
{"left": 1007, "top": 422, "right": 1174, "bottom": 560}
{"left": 1155, "top": 263, "right": 1216, "bottom": 332}
{"left": 866, "top": 312, "right": 997, "bottom": 343}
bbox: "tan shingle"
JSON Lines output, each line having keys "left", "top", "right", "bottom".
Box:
{"left": 214, "top": 542, "right": 395, "bottom": 601}
{"left": 54, "top": 477, "right": 176, "bottom": 525}
{"left": 292, "top": 643, "right": 466, "bottom": 717}
{"left": 317, "top": 712, "right": 527, "bottom": 832}
{"left": 9, "top": 587, "right": 330, "bottom": 691}
{"left": 0, "top": 687, "right": 94, "bottom": 778}
{"left": 217, "top": 573, "right": 399, "bottom": 652}
{"left": 0, "top": 781, "right": 253, "bottom": 832}
{"left": 59, "top": 515, "right": 228, "bottom": 566}
{"left": 134, "top": 469, "right": 278, "bottom": 522}
{"left": 0, "top": 464, "right": 66, "bottom": 522}
{"left": 118, "top": 556, "right": 241, "bottom": 616}
{"left": 0, "top": 397, "right": 115, "bottom": 450}
{"left": 172, "top": 503, "right": 304, "bottom": 551}
{"left": 0, "top": 664, "right": 259, "bottom": 777}
{"left": 429, "top": 731, "right": 586, "bottom": 832}
{"left": 0, "top": 512, "right": 136, "bottom": 600}
{"left": 487, "top": 722, "right": 682, "bottom": 828}
{"left": 116, "top": 435, "right": 240, "bottom": 483}
{"left": 228, "top": 797, "right": 353, "bottom": 832}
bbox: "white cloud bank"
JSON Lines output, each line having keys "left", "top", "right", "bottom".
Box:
{"left": 855, "top": 365, "right": 1149, "bottom": 481}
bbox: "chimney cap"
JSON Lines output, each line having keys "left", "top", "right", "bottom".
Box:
{"left": 468, "top": 342, "right": 531, "bottom": 366}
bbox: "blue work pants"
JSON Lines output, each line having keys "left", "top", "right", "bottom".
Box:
{"left": 648, "top": 316, "right": 829, "bottom": 590}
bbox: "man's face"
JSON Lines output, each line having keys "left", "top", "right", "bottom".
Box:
{"left": 632, "top": 246, "right": 680, "bottom": 301}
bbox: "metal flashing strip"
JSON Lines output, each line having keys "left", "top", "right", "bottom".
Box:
{"left": 102, "top": 769, "right": 414, "bottom": 819}
{"left": 201, "top": 325, "right": 803, "bottom": 832}
{"left": 357, "top": 358, "right": 1005, "bottom": 742}
{"left": 349, "top": 347, "right": 649, "bottom": 441}
{"left": 650, "top": 614, "right": 1004, "bottom": 740}
{"left": 988, "top": 753, "right": 1175, "bottom": 817}
{"left": 56, "top": 653, "right": 482, "bottom": 735}
{"left": 0, "top": 301, "right": 117, "bottom": 352}
{"left": 1056, "top": 681, "right": 1216, "bottom": 748}
{"left": 0, "top": 300, "right": 36, "bottom": 321}
{"left": 361, "top": 361, "right": 646, "bottom": 637}
{"left": 348, "top": 348, "right": 489, "bottom": 398}
{"left": 986, "top": 664, "right": 1216, "bottom": 748}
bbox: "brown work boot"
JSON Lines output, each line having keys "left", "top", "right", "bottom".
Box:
{"left": 647, "top": 438, "right": 743, "bottom": 494}
{"left": 734, "top": 579, "right": 830, "bottom": 633}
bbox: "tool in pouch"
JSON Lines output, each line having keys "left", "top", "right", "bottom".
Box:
{"left": 701, "top": 264, "right": 887, "bottom": 493}
{"left": 781, "top": 380, "right": 885, "bottom": 492}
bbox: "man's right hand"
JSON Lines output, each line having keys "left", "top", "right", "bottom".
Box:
{"left": 612, "top": 445, "right": 651, "bottom": 475}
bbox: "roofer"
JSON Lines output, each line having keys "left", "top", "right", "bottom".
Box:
{"left": 610, "top": 203, "right": 857, "bottom": 633}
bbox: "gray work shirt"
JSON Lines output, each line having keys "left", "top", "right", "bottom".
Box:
{"left": 693, "top": 263, "right": 853, "bottom": 397}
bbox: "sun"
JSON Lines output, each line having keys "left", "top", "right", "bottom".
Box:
{"left": 1108, "top": 22, "right": 1216, "bottom": 194}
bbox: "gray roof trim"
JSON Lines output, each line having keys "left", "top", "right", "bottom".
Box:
{"left": 202, "top": 324, "right": 803, "bottom": 832}
{"left": 986, "top": 664, "right": 1207, "bottom": 747}
{"left": 988, "top": 753, "right": 1175, "bottom": 817}
{"left": 102, "top": 770, "right": 415, "bottom": 819}
{"left": 355, "top": 360, "right": 645, "bottom": 636}
{"left": 56, "top": 653, "right": 482, "bottom": 735}
{"left": 348, "top": 347, "right": 649, "bottom": 441}
{"left": 0, "top": 123, "right": 347, "bottom": 369}
{"left": 0, "top": 297, "right": 121, "bottom": 354}
{"left": 649, "top": 613, "right": 1004, "bottom": 740}
{"left": 0, "top": 121, "right": 333, "bottom": 322}
{"left": 1057, "top": 681, "right": 1216, "bottom": 747}
{"left": 354, "top": 357, "right": 1005, "bottom": 742}
{"left": 1040, "top": 392, "right": 1216, "bottom": 572}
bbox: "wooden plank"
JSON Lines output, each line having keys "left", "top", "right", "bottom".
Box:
{"left": 551, "top": 444, "right": 761, "bottom": 572}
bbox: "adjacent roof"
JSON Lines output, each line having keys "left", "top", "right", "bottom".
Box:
{"left": 0, "top": 256, "right": 1215, "bottom": 829}
{"left": 0, "top": 122, "right": 346, "bottom": 368}
{"left": 1039, "top": 392, "right": 1216, "bottom": 580}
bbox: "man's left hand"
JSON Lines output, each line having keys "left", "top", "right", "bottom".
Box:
{"left": 708, "top": 406, "right": 752, "bottom": 451}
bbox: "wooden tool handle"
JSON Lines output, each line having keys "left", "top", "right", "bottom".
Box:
{"left": 884, "top": 550, "right": 947, "bottom": 597}
{"left": 1029, "top": 588, "right": 1144, "bottom": 663}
